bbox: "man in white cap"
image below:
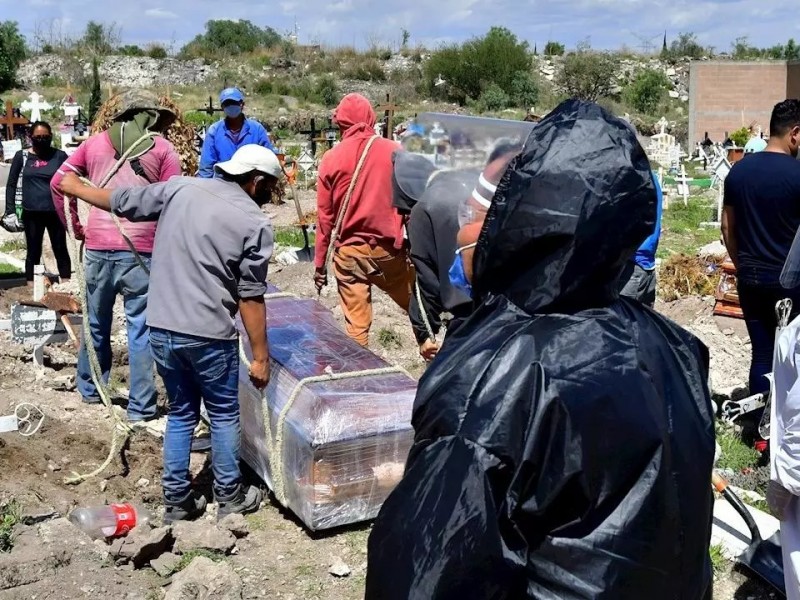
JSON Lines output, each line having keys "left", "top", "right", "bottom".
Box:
{"left": 58, "top": 144, "right": 280, "bottom": 523}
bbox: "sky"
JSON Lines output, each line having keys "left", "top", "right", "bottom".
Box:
{"left": 0, "top": 0, "right": 798, "bottom": 53}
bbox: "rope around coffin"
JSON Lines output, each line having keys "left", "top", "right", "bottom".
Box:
{"left": 239, "top": 292, "right": 410, "bottom": 506}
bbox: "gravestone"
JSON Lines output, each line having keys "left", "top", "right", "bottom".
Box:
{"left": 0, "top": 100, "right": 30, "bottom": 140}
{"left": 10, "top": 303, "right": 81, "bottom": 369}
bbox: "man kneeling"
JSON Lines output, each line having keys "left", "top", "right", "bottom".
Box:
{"left": 59, "top": 145, "right": 279, "bottom": 523}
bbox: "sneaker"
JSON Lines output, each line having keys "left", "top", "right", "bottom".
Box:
{"left": 216, "top": 485, "right": 263, "bottom": 521}
{"left": 164, "top": 490, "right": 207, "bottom": 524}
{"left": 81, "top": 396, "right": 102, "bottom": 405}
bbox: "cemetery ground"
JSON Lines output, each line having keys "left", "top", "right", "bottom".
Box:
{"left": 0, "top": 188, "right": 778, "bottom": 599}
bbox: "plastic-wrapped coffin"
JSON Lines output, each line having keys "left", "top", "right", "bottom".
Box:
{"left": 237, "top": 285, "right": 417, "bottom": 531}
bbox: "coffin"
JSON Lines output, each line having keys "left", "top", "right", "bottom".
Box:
{"left": 237, "top": 285, "right": 417, "bottom": 530}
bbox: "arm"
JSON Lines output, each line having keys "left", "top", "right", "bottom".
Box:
{"left": 408, "top": 209, "right": 445, "bottom": 345}
{"left": 257, "top": 123, "right": 276, "bottom": 152}
{"left": 158, "top": 142, "right": 183, "bottom": 180}
{"left": 721, "top": 176, "right": 738, "bottom": 269}
{"left": 238, "top": 224, "right": 273, "bottom": 388}
{"left": 59, "top": 173, "right": 171, "bottom": 221}
{"left": 51, "top": 142, "right": 89, "bottom": 238}
{"left": 314, "top": 159, "right": 335, "bottom": 283}
{"left": 4, "top": 151, "right": 22, "bottom": 216}
{"left": 197, "top": 126, "right": 218, "bottom": 178}
{"left": 721, "top": 205, "right": 738, "bottom": 269}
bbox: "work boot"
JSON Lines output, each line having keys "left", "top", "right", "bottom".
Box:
{"left": 164, "top": 490, "right": 207, "bottom": 524}
{"left": 216, "top": 485, "right": 263, "bottom": 521}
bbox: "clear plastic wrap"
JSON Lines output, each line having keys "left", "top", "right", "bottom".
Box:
{"left": 237, "top": 285, "right": 417, "bottom": 531}
{"left": 400, "top": 112, "right": 535, "bottom": 169}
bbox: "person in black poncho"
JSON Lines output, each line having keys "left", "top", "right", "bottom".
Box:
{"left": 366, "top": 99, "right": 716, "bottom": 600}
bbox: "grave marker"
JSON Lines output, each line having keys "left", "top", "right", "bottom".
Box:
{"left": 0, "top": 100, "right": 30, "bottom": 139}
{"left": 20, "top": 92, "right": 52, "bottom": 123}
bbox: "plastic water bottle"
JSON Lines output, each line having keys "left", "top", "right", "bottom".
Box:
{"left": 68, "top": 503, "right": 151, "bottom": 539}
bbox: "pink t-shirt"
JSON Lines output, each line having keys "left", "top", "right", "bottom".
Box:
{"left": 51, "top": 132, "right": 181, "bottom": 253}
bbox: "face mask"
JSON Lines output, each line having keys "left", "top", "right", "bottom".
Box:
{"left": 31, "top": 135, "right": 52, "bottom": 150}
{"left": 448, "top": 242, "right": 477, "bottom": 297}
{"left": 224, "top": 105, "right": 242, "bottom": 119}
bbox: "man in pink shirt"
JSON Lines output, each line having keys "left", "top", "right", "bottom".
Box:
{"left": 51, "top": 90, "right": 182, "bottom": 422}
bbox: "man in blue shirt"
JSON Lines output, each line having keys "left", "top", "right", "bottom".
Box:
{"left": 198, "top": 87, "right": 275, "bottom": 178}
{"left": 619, "top": 172, "right": 663, "bottom": 307}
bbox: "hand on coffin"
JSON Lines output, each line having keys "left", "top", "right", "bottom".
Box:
{"left": 419, "top": 339, "right": 439, "bottom": 362}
{"left": 249, "top": 358, "right": 271, "bottom": 390}
{"left": 314, "top": 267, "right": 328, "bottom": 293}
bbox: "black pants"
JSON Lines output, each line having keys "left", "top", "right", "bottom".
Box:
{"left": 22, "top": 210, "right": 71, "bottom": 282}
{"left": 738, "top": 281, "right": 800, "bottom": 394}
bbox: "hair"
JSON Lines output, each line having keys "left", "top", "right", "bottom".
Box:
{"left": 218, "top": 169, "right": 254, "bottom": 184}
{"left": 30, "top": 121, "right": 52, "bottom": 136}
{"left": 770, "top": 99, "right": 800, "bottom": 137}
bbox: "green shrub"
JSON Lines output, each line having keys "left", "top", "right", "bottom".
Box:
{"left": 729, "top": 127, "right": 750, "bottom": 147}
{"left": 558, "top": 50, "right": 617, "bottom": 102}
{"left": 315, "top": 76, "right": 338, "bottom": 107}
{"left": 147, "top": 45, "right": 168, "bottom": 59}
{"left": 623, "top": 68, "right": 670, "bottom": 115}
{"left": 253, "top": 78, "right": 273, "bottom": 95}
{"left": 0, "top": 21, "right": 26, "bottom": 92}
{"left": 343, "top": 58, "right": 385, "bottom": 82}
{"left": 180, "top": 19, "right": 281, "bottom": 59}
{"left": 423, "top": 27, "right": 530, "bottom": 105}
{"left": 479, "top": 83, "right": 511, "bottom": 111}
{"left": 543, "top": 41, "right": 565, "bottom": 56}
{"left": 510, "top": 72, "right": 539, "bottom": 108}
{"left": 118, "top": 44, "right": 144, "bottom": 57}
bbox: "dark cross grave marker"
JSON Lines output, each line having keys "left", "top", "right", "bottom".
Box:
{"left": 376, "top": 94, "right": 400, "bottom": 139}
{"left": 195, "top": 96, "right": 224, "bottom": 118}
{"left": 299, "top": 118, "right": 321, "bottom": 155}
{"left": 0, "top": 100, "right": 30, "bottom": 140}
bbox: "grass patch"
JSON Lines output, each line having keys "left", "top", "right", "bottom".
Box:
{"left": 716, "top": 425, "right": 760, "bottom": 473}
{"left": 658, "top": 197, "right": 721, "bottom": 258}
{"left": 273, "top": 226, "right": 316, "bottom": 249}
{"left": 0, "top": 262, "right": 22, "bottom": 275}
{"left": 709, "top": 543, "right": 728, "bottom": 575}
{"left": 741, "top": 496, "right": 771, "bottom": 515}
{"left": 295, "top": 564, "right": 315, "bottom": 577}
{"left": 0, "top": 239, "right": 25, "bottom": 253}
{"left": 0, "top": 500, "right": 22, "bottom": 553}
{"left": 377, "top": 328, "right": 402, "bottom": 350}
{"left": 170, "top": 549, "right": 226, "bottom": 575}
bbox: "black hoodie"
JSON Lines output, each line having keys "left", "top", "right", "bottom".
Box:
{"left": 365, "top": 100, "right": 715, "bottom": 600}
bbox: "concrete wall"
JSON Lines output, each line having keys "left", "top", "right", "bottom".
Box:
{"left": 689, "top": 61, "right": 789, "bottom": 149}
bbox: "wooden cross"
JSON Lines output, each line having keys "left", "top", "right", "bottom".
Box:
{"left": 376, "top": 93, "right": 400, "bottom": 139}
{"left": 0, "top": 101, "right": 30, "bottom": 139}
{"left": 195, "top": 96, "right": 223, "bottom": 118}
{"left": 299, "top": 117, "right": 321, "bottom": 155}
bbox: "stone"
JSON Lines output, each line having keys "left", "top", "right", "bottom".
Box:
{"left": 150, "top": 552, "right": 181, "bottom": 577}
{"left": 109, "top": 525, "right": 173, "bottom": 569}
{"left": 136, "top": 478, "right": 150, "bottom": 489}
{"left": 329, "top": 559, "right": 351, "bottom": 577}
{"left": 173, "top": 521, "right": 236, "bottom": 555}
{"left": 668, "top": 90, "right": 680, "bottom": 99}
{"left": 218, "top": 513, "right": 249, "bottom": 539}
{"left": 164, "top": 556, "right": 243, "bottom": 600}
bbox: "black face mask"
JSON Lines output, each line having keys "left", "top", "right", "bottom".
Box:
{"left": 31, "top": 136, "right": 52, "bottom": 150}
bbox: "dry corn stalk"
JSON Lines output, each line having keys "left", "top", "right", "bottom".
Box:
{"left": 658, "top": 255, "right": 719, "bottom": 302}
{"left": 91, "top": 93, "right": 199, "bottom": 176}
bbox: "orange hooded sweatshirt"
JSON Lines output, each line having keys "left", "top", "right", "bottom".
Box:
{"left": 315, "top": 93, "right": 402, "bottom": 269}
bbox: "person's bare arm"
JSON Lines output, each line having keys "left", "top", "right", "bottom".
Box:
{"left": 239, "top": 297, "right": 270, "bottom": 389}
{"left": 58, "top": 172, "right": 112, "bottom": 211}
{"left": 721, "top": 205, "right": 738, "bottom": 269}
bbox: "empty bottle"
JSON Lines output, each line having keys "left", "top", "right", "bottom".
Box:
{"left": 68, "top": 503, "right": 151, "bottom": 539}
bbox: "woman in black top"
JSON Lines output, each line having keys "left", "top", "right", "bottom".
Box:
{"left": 4, "top": 121, "right": 71, "bottom": 283}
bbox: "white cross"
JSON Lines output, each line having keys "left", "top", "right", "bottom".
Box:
{"left": 656, "top": 117, "right": 669, "bottom": 135}
{"left": 675, "top": 164, "right": 691, "bottom": 206}
{"left": 20, "top": 92, "right": 52, "bottom": 123}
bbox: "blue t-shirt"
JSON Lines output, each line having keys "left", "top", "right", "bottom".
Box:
{"left": 197, "top": 118, "right": 275, "bottom": 178}
{"left": 724, "top": 152, "right": 800, "bottom": 284}
{"left": 633, "top": 172, "right": 663, "bottom": 271}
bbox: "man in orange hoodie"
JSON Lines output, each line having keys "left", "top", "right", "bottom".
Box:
{"left": 314, "top": 93, "right": 412, "bottom": 346}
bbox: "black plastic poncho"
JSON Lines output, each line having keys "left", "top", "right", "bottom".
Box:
{"left": 365, "top": 100, "right": 716, "bottom": 600}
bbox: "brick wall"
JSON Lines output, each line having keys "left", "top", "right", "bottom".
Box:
{"left": 688, "top": 61, "right": 789, "bottom": 149}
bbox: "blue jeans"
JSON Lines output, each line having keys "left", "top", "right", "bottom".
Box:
{"left": 77, "top": 250, "right": 156, "bottom": 421}
{"left": 149, "top": 328, "right": 241, "bottom": 503}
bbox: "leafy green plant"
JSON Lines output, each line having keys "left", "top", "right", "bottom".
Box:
{"left": 624, "top": 69, "right": 670, "bottom": 115}
{"left": 118, "top": 44, "right": 144, "bottom": 57}
{"left": 479, "top": 83, "right": 511, "bottom": 111}
{"left": 253, "top": 78, "right": 274, "bottom": 95}
{"left": 558, "top": 49, "right": 617, "bottom": 102}
{"left": 0, "top": 21, "right": 27, "bottom": 92}
{"left": 729, "top": 127, "right": 750, "bottom": 147}
{"left": 709, "top": 544, "right": 727, "bottom": 575}
{"left": 88, "top": 57, "right": 102, "bottom": 123}
{"left": 715, "top": 425, "right": 760, "bottom": 473}
{"left": 377, "top": 328, "right": 403, "bottom": 349}
{"left": 510, "top": 72, "right": 539, "bottom": 109}
{"left": 147, "top": 44, "right": 168, "bottom": 59}
{"left": 0, "top": 500, "right": 22, "bottom": 552}
{"left": 180, "top": 19, "right": 281, "bottom": 59}
{"left": 315, "top": 75, "right": 338, "bottom": 107}
{"left": 543, "top": 41, "right": 565, "bottom": 56}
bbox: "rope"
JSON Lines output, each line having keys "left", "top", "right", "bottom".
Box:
{"left": 62, "top": 131, "right": 157, "bottom": 485}
{"left": 238, "top": 290, "right": 409, "bottom": 504}
{"left": 323, "top": 135, "right": 379, "bottom": 273}
{"left": 414, "top": 278, "right": 436, "bottom": 343}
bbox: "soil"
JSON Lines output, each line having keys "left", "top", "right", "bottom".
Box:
{"left": 0, "top": 200, "right": 772, "bottom": 599}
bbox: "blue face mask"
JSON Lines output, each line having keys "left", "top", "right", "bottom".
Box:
{"left": 448, "top": 242, "right": 477, "bottom": 297}
{"left": 224, "top": 105, "right": 242, "bottom": 119}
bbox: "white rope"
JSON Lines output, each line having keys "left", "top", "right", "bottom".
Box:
{"left": 62, "top": 131, "right": 157, "bottom": 485}
{"left": 414, "top": 278, "right": 436, "bottom": 343}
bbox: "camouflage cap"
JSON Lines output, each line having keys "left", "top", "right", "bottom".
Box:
{"left": 110, "top": 89, "right": 177, "bottom": 127}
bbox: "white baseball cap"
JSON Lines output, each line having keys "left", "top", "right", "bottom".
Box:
{"left": 215, "top": 144, "right": 282, "bottom": 179}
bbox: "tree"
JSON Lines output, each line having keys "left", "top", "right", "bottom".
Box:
{"left": 180, "top": 20, "right": 282, "bottom": 58}
{"left": 785, "top": 38, "right": 800, "bottom": 60}
{"left": 147, "top": 44, "right": 168, "bottom": 59}
{"left": 624, "top": 68, "right": 670, "bottom": 115}
{"left": 478, "top": 83, "right": 510, "bottom": 111}
{"left": 662, "top": 31, "right": 667, "bottom": 54}
{"left": 558, "top": 50, "right": 617, "bottom": 102}
{"left": 510, "top": 72, "right": 539, "bottom": 108}
{"left": 81, "top": 21, "right": 119, "bottom": 55}
{"left": 0, "top": 21, "right": 26, "bottom": 92}
{"left": 88, "top": 57, "right": 102, "bottom": 124}
{"left": 424, "top": 27, "right": 531, "bottom": 105}
{"left": 543, "top": 41, "right": 565, "bottom": 56}
{"left": 118, "top": 44, "right": 144, "bottom": 56}
{"left": 401, "top": 29, "right": 410, "bottom": 49}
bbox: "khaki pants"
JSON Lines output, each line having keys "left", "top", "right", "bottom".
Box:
{"left": 332, "top": 244, "right": 412, "bottom": 346}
